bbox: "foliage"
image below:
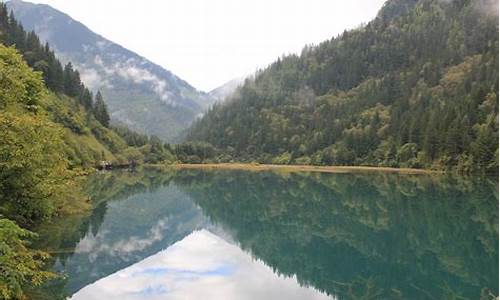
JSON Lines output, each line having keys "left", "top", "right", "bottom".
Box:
{"left": 0, "top": 4, "right": 113, "bottom": 124}
{"left": 272, "top": 152, "right": 292, "bottom": 165}
{"left": 0, "top": 45, "right": 44, "bottom": 109}
{"left": 0, "top": 45, "right": 70, "bottom": 225}
{"left": 174, "top": 142, "right": 218, "bottom": 163}
{"left": 187, "top": 0, "right": 499, "bottom": 173}
{"left": 0, "top": 112, "right": 69, "bottom": 225}
{"left": 112, "top": 125, "right": 150, "bottom": 147}
{"left": 93, "top": 91, "right": 110, "bottom": 128}
{"left": 0, "top": 218, "right": 55, "bottom": 300}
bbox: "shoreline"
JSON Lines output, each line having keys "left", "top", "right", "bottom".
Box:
{"left": 172, "top": 163, "right": 439, "bottom": 175}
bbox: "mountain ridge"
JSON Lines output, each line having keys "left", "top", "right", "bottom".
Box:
{"left": 7, "top": 0, "right": 215, "bottom": 141}
{"left": 187, "top": 0, "right": 499, "bottom": 173}
{"left": 208, "top": 76, "right": 246, "bottom": 103}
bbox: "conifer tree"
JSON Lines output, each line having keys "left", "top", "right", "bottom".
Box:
{"left": 93, "top": 91, "right": 110, "bottom": 127}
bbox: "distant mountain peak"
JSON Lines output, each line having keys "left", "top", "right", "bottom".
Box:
{"left": 7, "top": 0, "right": 215, "bottom": 141}
{"left": 208, "top": 76, "right": 247, "bottom": 104}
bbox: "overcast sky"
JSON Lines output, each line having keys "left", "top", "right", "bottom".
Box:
{"left": 27, "top": 0, "right": 386, "bottom": 92}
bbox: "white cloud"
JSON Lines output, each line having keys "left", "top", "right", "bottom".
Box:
{"left": 79, "top": 68, "right": 103, "bottom": 90}
{"left": 112, "top": 63, "right": 175, "bottom": 105}
{"left": 87, "top": 53, "right": 177, "bottom": 104}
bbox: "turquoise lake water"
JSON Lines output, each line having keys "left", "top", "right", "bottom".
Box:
{"left": 35, "top": 170, "right": 498, "bottom": 300}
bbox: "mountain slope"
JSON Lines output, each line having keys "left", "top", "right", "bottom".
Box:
{"left": 188, "top": 0, "right": 499, "bottom": 173}
{"left": 0, "top": 1, "right": 180, "bottom": 226}
{"left": 208, "top": 77, "right": 246, "bottom": 103}
{"left": 7, "top": 0, "right": 214, "bottom": 142}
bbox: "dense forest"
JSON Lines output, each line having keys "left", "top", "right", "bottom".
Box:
{"left": 187, "top": 0, "right": 499, "bottom": 173}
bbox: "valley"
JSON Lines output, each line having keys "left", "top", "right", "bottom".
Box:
{"left": 0, "top": 0, "right": 498, "bottom": 299}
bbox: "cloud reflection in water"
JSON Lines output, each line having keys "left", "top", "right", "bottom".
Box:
{"left": 71, "top": 229, "right": 333, "bottom": 300}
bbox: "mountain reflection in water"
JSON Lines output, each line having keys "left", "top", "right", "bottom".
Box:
{"left": 34, "top": 170, "right": 498, "bottom": 300}
{"left": 71, "top": 229, "right": 331, "bottom": 300}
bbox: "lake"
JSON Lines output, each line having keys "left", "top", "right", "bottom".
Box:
{"left": 33, "top": 169, "right": 498, "bottom": 300}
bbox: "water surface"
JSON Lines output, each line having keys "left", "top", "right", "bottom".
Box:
{"left": 36, "top": 170, "right": 498, "bottom": 300}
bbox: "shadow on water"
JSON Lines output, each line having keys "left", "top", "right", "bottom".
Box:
{"left": 32, "top": 169, "right": 498, "bottom": 300}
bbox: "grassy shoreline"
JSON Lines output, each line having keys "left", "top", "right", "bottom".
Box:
{"left": 172, "top": 163, "right": 438, "bottom": 174}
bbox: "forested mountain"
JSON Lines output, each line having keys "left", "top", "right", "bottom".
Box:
{"left": 7, "top": 0, "right": 215, "bottom": 142}
{"left": 188, "top": 0, "right": 499, "bottom": 173}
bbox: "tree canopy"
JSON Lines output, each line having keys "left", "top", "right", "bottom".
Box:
{"left": 187, "top": 0, "right": 499, "bottom": 173}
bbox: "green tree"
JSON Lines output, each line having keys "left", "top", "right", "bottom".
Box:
{"left": 0, "top": 44, "right": 69, "bottom": 224}
{"left": 0, "top": 218, "right": 55, "bottom": 300}
{"left": 0, "top": 45, "right": 44, "bottom": 108}
{"left": 93, "top": 91, "right": 110, "bottom": 127}
{"left": 63, "top": 62, "right": 81, "bottom": 97}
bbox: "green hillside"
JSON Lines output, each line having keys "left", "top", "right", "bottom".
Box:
{"left": 0, "top": 4, "right": 181, "bottom": 297}
{"left": 187, "top": 0, "right": 499, "bottom": 173}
